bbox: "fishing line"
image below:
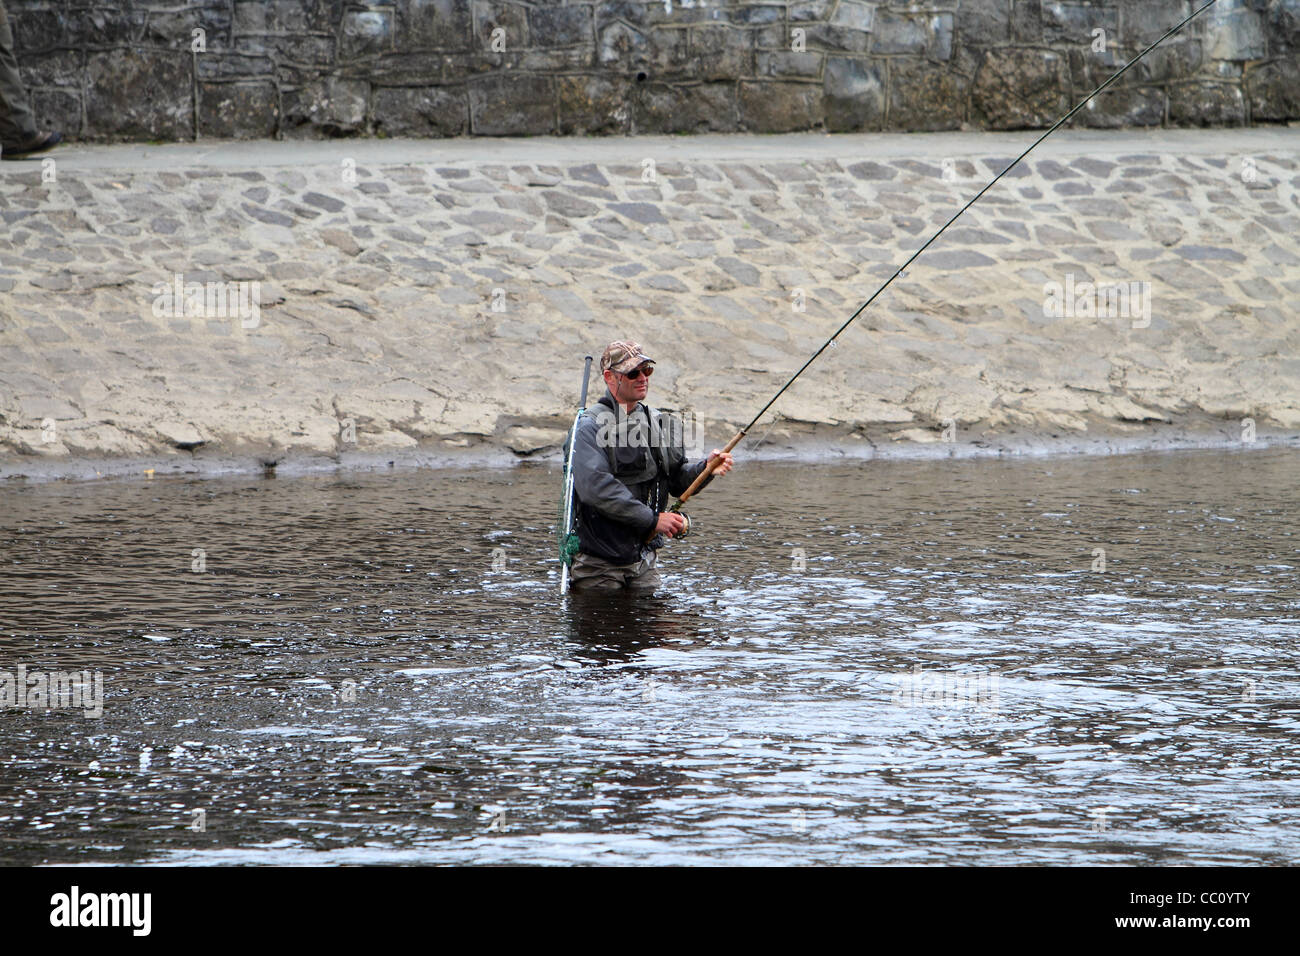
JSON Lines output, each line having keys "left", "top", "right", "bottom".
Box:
{"left": 675, "top": 0, "right": 1222, "bottom": 507}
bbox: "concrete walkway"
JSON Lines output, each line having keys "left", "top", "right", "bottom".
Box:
{"left": 28, "top": 127, "right": 1300, "bottom": 170}
{"left": 1, "top": 128, "right": 1298, "bottom": 479}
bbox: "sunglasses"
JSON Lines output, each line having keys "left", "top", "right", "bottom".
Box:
{"left": 619, "top": 365, "right": 654, "bottom": 380}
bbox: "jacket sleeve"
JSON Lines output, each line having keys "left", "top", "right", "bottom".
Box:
{"left": 662, "top": 413, "right": 714, "bottom": 498}
{"left": 668, "top": 456, "right": 714, "bottom": 498}
{"left": 572, "top": 417, "right": 659, "bottom": 535}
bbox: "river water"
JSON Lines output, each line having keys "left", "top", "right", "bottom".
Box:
{"left": 1, "top": 447, "right": 1297, "bottom": 865}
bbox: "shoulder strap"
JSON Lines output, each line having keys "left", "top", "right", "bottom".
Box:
{"left": 642, "top": 404, "right": 667, "bottom": 467}
{"left": 641, "top": 405, "right": 672, "bottom": 512}
{"left": 582, "top": 404, "right": 617, "bottom": 473}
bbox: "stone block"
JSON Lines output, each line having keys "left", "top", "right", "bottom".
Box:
{"left": 1208, "top": 2, "right": 1268, "bottom": 61}
{"left": 633, "top": 2, "right": 710, "bottom": 28}
{"left": 889, "top": 59, "right": 968, "bottom": 131}
{"left": 598, "top": 20, "right": 649, "bottom": 72}
{"left": 200, "top": 82, "right": 280, "bottom": 138}
{"left": 961, "top": 0, "right": 1013, "bottom": 46}
{"left": 873, "top": 10, "right": 952, "bottom": 60}
{"left": 469, "top": 73, "right": 555, "bottom": 134}
{"left": 395, "top": 0, "right": 474, "bottom": 50}
{"left": 789, "top": 0, "right": 835, "bottom": 21}
{"left": 646, "top": 27, "right": 695, "bottom": 78}
{"left": 28, "top": 89, "right": 82, "bottom": 139}
{"left": 472, "top": 0, "right": 529, "bottom": 50}
{"left": 16, "top": 50, "right": 83, "bottom": 88}
{"left": 752, "top": 23, "right": 786, "bottom": 49}
{"left": 823, "top": 56, "right": 885, "bottom": 131}
{"left": 84, "top": 50, "right": 194, "bottom": 141}
{"left": 691, "top": 26, "right": 754, "bottom": 82}
{"left": 802, "top": 23, "right": 872, "bottom": 54}
{"left": 196, "top": 53, "right": 276, "bottom": 80}
{"left": 1269, "top": 0, "right": 1300, "bottom": 50}
{"left": 374, "top": 86, "right": 469, "bottom": 135}
{"left": 592, "top": 0, "right": 650, "bottom": 29}
{"left": 634, "top": 82, "right": 738, "bottom": 133}
{"left": 846, "top": 160, "right": 896, "bottom": 180}
{"left": 342, "top": 9, "right": 394, "bottom": 58}
{"left": 518, "top": 47, "right": 597, "bottom": 71}
{"left": 1126, "top": 0, "right": 1198, "bottom": 45}
{"left": 283, "top": 77, "right": 370, "bottom": 136}
{"left": 732, "top": 6, "right": 785, "bottom": 27}
{"left": 1076, "top": 85, "right": 1166, "bottom": 128}
{"left": 740, "top": 80, "right": 824, "bottom": 132}
{"left": 541, "top": 189, "right": 601, "bottom": 218}
{"left": 556, "top": 74, "right": 634, "bottom": 134}
{"left": 232, "top": 0, "right": 338, "bottom": 34}
{"left": 971, "top": 48, "right": 1069, "bottom": 129}
{"left": 1011, "top": 0, "right": 1043, "bottom": 43}
{"left": 1168, "top": 81, "right": 1247, "bottom": 126}
{"left": 757, "top": 50, "right": 824, "bottom": 78}
{"left": 237, "top": 34, "right": 336, "bottom": 64}
{"left": 1130, "top": 40, "right": 1203, "bottom": 85}
{"left": 530, "top": 5, "right": 592, "bottom": 46}
{"left": 831, "top": 1, "right": 876, "bottom": 32}
{"left": 147, "top": 5, "right": 234, "bottom": 52}
{"left": 65, "top": 8, "right": 147, "bottom": 47}
{"left": 1041, "top": 2, "right": 1117, "bottom": 45}
{"left": 363, "top": 52, "right": 447, "bottom": 85}
{"left": 1246, "top": 57, "right": 1300, "bottom": 120}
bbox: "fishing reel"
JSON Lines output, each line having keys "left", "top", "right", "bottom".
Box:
{"left": 647, "top": 504, "right": 692, "bottom": 551}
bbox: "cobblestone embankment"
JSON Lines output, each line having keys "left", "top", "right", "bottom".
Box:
{"left": 1, "top": 129, "right": 1297, "bottom": 479}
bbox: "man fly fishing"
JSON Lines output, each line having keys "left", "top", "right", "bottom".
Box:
{"left": 567, "top": 341, "right": 733, "bottom": 592}
{"left": 558, "top": 3, "right": 1219, "bottom": 596}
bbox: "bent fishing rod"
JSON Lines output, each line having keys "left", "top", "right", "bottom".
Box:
{"left": 670, "top": 0, "right": 1222, "bottom": 514}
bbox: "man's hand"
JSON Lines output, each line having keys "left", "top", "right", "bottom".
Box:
{"left": 707, "top": 449, "right": 735, "bottom": 477}
{"left": 655, "top": 511, "right": 688, "bottom": 538}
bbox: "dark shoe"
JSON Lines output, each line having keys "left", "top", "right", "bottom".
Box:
{"left": 1, "top": 130, "right": 62, "bottom": 160}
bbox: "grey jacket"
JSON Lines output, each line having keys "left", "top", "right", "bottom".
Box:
{"left": 570, "top": 389, "right": 711, "bottom": 565}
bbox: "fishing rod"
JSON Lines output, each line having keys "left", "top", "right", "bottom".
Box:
{"left": 670, "top": 0, "right": 1222, "bottom": 512}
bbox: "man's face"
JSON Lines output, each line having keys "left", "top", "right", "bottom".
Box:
{"left": 605, "top": 364, "right": 651, "bottom": 405}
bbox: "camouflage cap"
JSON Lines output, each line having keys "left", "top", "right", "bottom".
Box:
{"left": 600, "top": 340, "right": 655, "bottom": 374}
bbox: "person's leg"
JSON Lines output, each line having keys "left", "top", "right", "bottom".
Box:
{"left": 569, "top": 551, "right": 629, "bottom": 592}
{"left": 0, "top": 2, "right": 39, "bottom": 147}
{"left": 625, "top": 552, "right": 663, "bottom": 591}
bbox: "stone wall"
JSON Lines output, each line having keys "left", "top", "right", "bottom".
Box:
{"left": 8, "top": 0, "right": 1300, "bottom": 141}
